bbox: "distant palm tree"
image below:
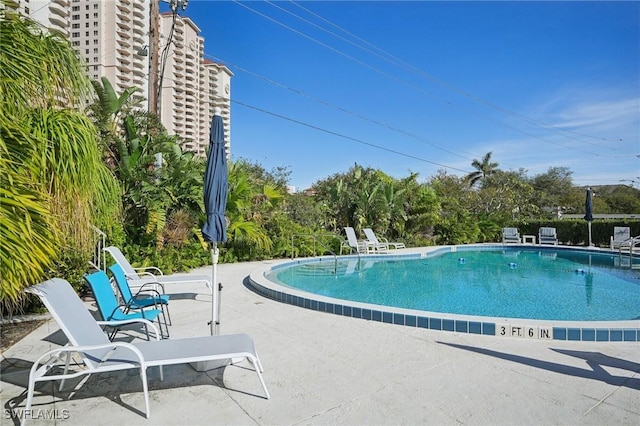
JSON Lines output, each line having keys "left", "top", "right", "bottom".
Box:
{"left": 465, "top": 152, "right": 499, "bottom": 188}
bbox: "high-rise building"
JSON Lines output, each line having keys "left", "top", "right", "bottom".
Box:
{"left": 11, "top": 0, "right": 230, "bottom": 157}
{"left": 158, "top": 13, "right": 232, "bottom": 157}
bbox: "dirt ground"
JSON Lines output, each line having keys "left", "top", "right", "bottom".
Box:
{"left": 1, "top": 320, "right": 47, "bottom": 353}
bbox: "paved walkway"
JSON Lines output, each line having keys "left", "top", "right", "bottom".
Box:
{"left": 1, "top": 260, "right": 639, "bottom": 425}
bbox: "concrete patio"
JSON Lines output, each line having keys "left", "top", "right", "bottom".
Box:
{"left": 1, "top": 260, "right": 639, "bottom": 425}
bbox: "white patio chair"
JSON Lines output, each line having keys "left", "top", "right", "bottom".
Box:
{"left": 610, "top": 226, "right": 631, "bottom": 250}
{"left": 538, "top": 227, "right": 558, "bottom": 245}
{"left": 363, "top": 228, "right": 405, "bottom": 250}
{"left": 343, "top": 227, "right": 369, "bottom": 254}
{"left": 502, "top": 227, "right": 521, "bottom": 244}
{"left": 23, "top": 278, "right": 269, "bottom": 424}
{"left": 104, "top": 246, "right": 211, "bottom": 290}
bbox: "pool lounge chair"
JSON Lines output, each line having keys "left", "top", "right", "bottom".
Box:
{"left": 610, "top": 226, "right": 631, "bottom": 250}
{"left": 104, "top": 246, "right": 211, "bottom": 291}
{"left": 108, "top": 263, "right": 172, "bottom": 326}
{"left": 23, "top": 278, "right": 269, "bottom": 424}
{"left": 342, "top": 227, "right": 369, "bottom": 254}
{"left": 538, "top": 227, "right": 558, "bottom": 246}
{"left": 502, "top": 227, "right": 521, "bottom": 244}
{"left": 84, "top": 270, "right": 169, "bottom": 340}
{"left": 363, "top": 228, "right": 405, "bottom": 250}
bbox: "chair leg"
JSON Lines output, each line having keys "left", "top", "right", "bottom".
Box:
{"left": 164, "top": 303, "right": 172, "bottom": 326}
{"left": 140, "top": 366, "right": 151, "bottom": 418}
{"left": 249, "top": 356, "right": 270, "bottom": 399}
{"left": 59, "top": 351, "right": 71, "bottom": 391}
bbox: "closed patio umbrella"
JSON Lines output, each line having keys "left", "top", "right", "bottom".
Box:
{"left": 201, "top": 107, "right": 228, "bottom": 336}
{"left": 584, "top": 187, "right": 594, "bottom": 246}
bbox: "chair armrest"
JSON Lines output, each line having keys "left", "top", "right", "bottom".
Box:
{"left": 136, "top": 281, "right": 166, "bottom": 295}
{"left": 134, "top": 266, "right": 164, "bottom": 276}
{"left": 97, "top": 319, "right": 161, "bottom": 340}
{"left": 32, "top": 341, "right": 147, "bottom": 372}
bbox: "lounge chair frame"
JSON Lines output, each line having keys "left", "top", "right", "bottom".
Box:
{"left": 104, "top": 246, "right": 212, "bottom": 291}
{"left": 23, "top": 278, "right": 269, "bottom": 425}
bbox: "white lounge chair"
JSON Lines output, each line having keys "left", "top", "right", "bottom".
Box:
{"left": 23, "top": 278, "right": 269, "bottom": 423}
{"left": 104, "top": 246, "right": 211, "bottom": 290}
{"left": 538, "top": 227, "right": 558, "bottom": 246}
{"left": 502, "top": 227, "right": 521, "bottom": 244}
{"left": 610, "top": 226, "right": 631, "bottom": 250}
{"left": 342, "top": 227, "right": 369, "bottom": 254}
{"left": 363, "top": 228, "right": 405, "bottom": 250}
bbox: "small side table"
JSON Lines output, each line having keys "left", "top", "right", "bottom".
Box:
{"left": 523, "top": 235, "right": 536, "bottom": 245}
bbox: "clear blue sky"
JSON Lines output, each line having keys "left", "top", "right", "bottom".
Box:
{"left": 166, "top": 1, "right": 639, "bottom": 190}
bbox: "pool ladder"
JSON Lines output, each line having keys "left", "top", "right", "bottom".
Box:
{"left": 291, "top": 234, "right": 338, "bottom": 274}
{"left": 617, "top": 235, "right": 640, "bottom": 269}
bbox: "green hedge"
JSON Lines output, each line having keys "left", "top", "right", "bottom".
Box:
{"left": 514, "top": 220, "right": 640, "bottom": 247}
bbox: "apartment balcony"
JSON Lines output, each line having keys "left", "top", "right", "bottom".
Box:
{"left": 49, "top": 0, "right": 68, "bottom": 18}
{"left": 49, "top": 14, "right": 68, "bottom": 29}
{"left": 116, "top": 28, "right": 130, "bottom": 39}
{"left": 117, "top": 2, "right": 132, "bottom": 14}
{"left": 118, "top": 20, "right": 132, "bottom": 32}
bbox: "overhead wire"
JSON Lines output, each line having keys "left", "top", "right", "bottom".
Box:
{"left": 204, "top": 53, "right": 474, "bottom": 162}
{"left": 152, "top": 68, "right": 475, "bottom": 174}
{"left": 230, "top": 1, "right": 619, "bottom": 160}
{"left": 287, "top": 0, "right": 626, "bottom": 148}
{"left": 233, "top": 0, "right": 628, "bottom": 159}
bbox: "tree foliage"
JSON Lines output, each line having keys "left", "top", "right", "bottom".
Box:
{"left": 0, "top": 12, "right": 120, "bottom": 306}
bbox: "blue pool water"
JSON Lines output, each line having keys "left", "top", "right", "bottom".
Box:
{"left": 267, "top": 249, "right": 640, "bottom": 321}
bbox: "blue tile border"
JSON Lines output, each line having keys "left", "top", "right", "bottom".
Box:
{"left": 248, "top": 253, "right": 640, "bottom": 343}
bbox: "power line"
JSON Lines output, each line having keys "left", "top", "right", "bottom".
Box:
{"left": 239, "top": 0, "right": 624, "bottom": 157}
{"left": 204, "top": 53, "right": 474, "bottom": 162}
{"left": 286, "top": 0, "right": 626, "bottom": 149}
{"left": 228, "top": 1, "right": 620, "bottom": 161}
{"left": 229, "top": 97, "right": 474, "bottom": 174}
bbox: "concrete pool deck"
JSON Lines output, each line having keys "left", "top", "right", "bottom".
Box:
{"left": 1, "top": 259, "right": 639, "bottom": 425}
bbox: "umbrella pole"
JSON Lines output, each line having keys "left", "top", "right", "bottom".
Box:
{"left": 588, "top": 221, "right": 593, "bottom": 247}
{"left": 211, "top": 243, "right": 219, "bottom": 336}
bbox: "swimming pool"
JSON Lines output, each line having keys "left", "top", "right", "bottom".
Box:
{"left": 248, "top": 245, "right": 640, "bottom": 342}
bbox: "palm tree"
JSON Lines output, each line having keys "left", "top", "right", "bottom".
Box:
{"left": 465, "top": 151, "right": 499, "bottom": 188}
{"left": 0, "top": 12, "right": 120, "bottom": 305}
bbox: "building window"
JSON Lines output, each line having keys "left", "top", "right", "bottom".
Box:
{"left": 72, "top": 41, "right": 79, "bottom": 46}
{"left": 93, "top": 39, "right": 98, "bottom": 45}
{"left": 72, "top": 32, "right": 79, "bottom": 37}
{"left": 25, "top": 7, "right": 29, "bottom": 13}
{"left": 72, "top": 14, "right": 79, "bottom": 20}
{"left": 85, "top": 31, "right": 89, "bottom": 36}
{"left": 93, "top": 48, "right": 98, "bottom": 53}
{"left": 94, "top": 4, "right": 98, "bottom": 9}
{"left": 93, "top": 13, "right": 98, "bottom": 18}
{"left": 85, "top": 5, "right": 89, "bottom": 10}
{"left": 86, "top": 22, "right": 89, "bottom": 28}
{"left": 72, "top": 6, "right": 79, "bottom": 11}
{"left": 94, "top": 22, "right": 98, "bottom": 27}
{"left": 72, "top": 23, "right": 79, "bottom": 29}
{"left": 93, "top": 66, "right": 98, "bottom": 71}
{"left": 93, "top": 57, "right": 98, "bottom": 62}
{"left": 85, "top": 14, "right": 89, "bottom": 19}
{"left": 93, "top": 31, "right": 98, "bottom": 36}
{"left": 85, "top": 40, "right": 89, "bottom": 45}
{"left": 85, "top": 49, "right": 89, "bottom": 54}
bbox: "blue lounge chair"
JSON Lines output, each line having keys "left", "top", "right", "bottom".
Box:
{"left": 109, "top": 263, "right": 172, "bottom": 326}
{"left": 84, "top": 270, "right": 168, "bottom": 340}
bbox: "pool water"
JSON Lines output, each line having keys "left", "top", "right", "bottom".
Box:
{"left": 267, "top": 249, "right": 640, "bottom": 321}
